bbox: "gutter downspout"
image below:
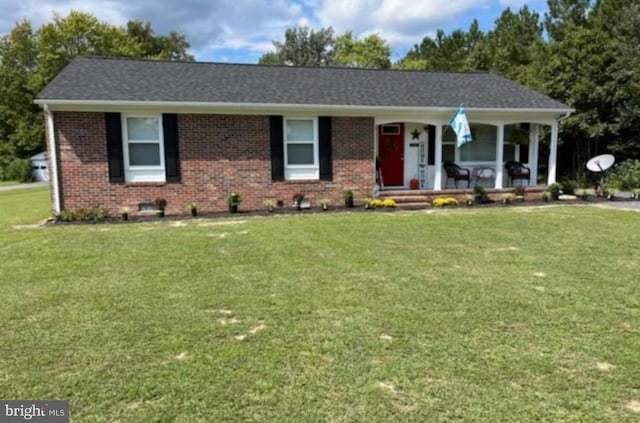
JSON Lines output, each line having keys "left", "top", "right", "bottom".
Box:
{"left": 44, "top": 105, "right": 61, "bottom": 213}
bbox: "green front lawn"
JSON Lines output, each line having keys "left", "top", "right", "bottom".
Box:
{"left": 1, "top": 190, "right": 639, "bottom": 421}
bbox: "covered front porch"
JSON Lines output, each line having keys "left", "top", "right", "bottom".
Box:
{"left": 373, "top": 110, "right": 562, "bottom": 192}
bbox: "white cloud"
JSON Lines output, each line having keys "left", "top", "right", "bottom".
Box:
{"left": 315, "top": 0, "right": 491, "bottom": 55}
{"left": 499, "top": 0, "right": 529, "bottom": 7}
{"left": 0, "top": 0, "right": 546, "bottom": 62}
{"left": 0, "top": 0, "right": 306, "bottom": 60}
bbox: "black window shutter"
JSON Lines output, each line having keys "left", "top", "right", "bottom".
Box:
{"left": 427, "top": 125, "right": 435, "bottom": 165}
{"left": 105, "top": 113, "right": 124, "bottom": 183}
{"left": 318, "top": 116, "right": 332, "bottom": 180}
{"left": 270, "top": 116, "right": 284, "bottom": 181}
{"left": 163, "top": 114, "right": 181, "bottom": 183}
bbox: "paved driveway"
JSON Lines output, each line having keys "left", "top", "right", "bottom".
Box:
{"left": 595, "top": 200, "right": 640, "bottom": 212}
{"left": 0, "top": 182, "right": 48, "bottom": 192}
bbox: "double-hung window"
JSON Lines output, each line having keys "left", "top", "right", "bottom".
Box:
{"left": 284, "top": 117, "right": 318, "bottom": 180}
{"left": 122, "top": 115, "right": 165, "bottom": 182}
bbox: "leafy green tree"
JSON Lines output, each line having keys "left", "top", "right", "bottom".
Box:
{"left": 393, "top": 57, "right": 428, "bottom": 70}
{"left": 335, "top": 31, "right": 391, "bottom": 69}
{"left": 542, "top": 0, "right": 640, "bottom": 177}
{"left": 542, "top": 23, "right": 616, "bottom": 178}
{"left": 544, "top": 0, "right": 592, "bottom": 41}
{"left": 593, "top": 0, "right": 640, "bottom": 159}
{"left": 125, "top": 20, "right": 193, "bottom": 61}
{"left": 0, "top": 11, "right": 194, "bottom": 178}
{"left": 482, "top": 6, "right": 546, "bottom": 87}
{"left": 0, "top": 20, "right": 41, "bottom": 167}
{"left": 404, "top": 28, "right": 474, "bottom": 71}
{"left": 259, "top": 27, "right": 336, "bottom": 66}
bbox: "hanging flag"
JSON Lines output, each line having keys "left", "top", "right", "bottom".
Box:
{"left": 449, "top": 107, "right": 472, "bottom": 148}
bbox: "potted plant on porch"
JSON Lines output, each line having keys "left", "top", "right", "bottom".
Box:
{"left": 409, "top": 177, "right": 419, "bottom": 190}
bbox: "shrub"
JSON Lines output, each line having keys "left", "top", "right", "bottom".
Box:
{"left": 547, "top": 183, "right": 563, "bottom": 198}
{"left": 365, "top": 198, "right": 396, "bottom": 208}
{"left": 501, "top": 193, "right": 515, "bottom": 204}
{"left": 473, "top": 185, "right": 487, "bottom": 198}
{"left": 606, "top": 159, "right": 640, "bottom": 191}
{"left": 55, "top": 207, "right": 110, "bottom": 223}
{"left": 432, "top": 197, "right": 459, "bottom": 207}
{"left": 5, "top": 158, "right": 32, "bottom": 182}
{"left": 560, "top": 179, "right": 576, "bottom": 195}
{"left": 228, "top": 193, "right": 241, "bottom": 206}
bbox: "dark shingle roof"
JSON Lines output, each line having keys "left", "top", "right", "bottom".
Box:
{"left": 37, "top": 57, "right": 570, "bottom": 110}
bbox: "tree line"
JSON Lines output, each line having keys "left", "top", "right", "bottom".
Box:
{"left": 258, "top": 1, "right": 640, "bottom": 183}
{"left": 1, "top": 1, "right": 639, "bottom": 183}
{"left": 0, "top": 11, "right": 192, "bottom": 180}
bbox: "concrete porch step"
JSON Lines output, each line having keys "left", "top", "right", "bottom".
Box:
{"left": 379, "top": 186, "right": 546, "bottom": 204}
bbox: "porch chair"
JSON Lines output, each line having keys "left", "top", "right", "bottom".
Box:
{"left": 443, "top": 161, "right": 471, "bottom": 188}
{"left": 505, "top": 161, "right": 531, "bottom": 186}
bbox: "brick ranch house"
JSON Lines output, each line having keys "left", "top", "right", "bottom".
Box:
{"left": 36, "top": 57, "right": 572, "bottom": 215}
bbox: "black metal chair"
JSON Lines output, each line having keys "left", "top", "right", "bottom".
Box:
{"left": 505, "top": 161, "right": 531, "bottom": 186}
{"left": 443, "top": 161, "right": 471, "bottom": 188}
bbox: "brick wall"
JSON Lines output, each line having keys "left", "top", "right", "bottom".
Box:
{"left": 52, "top": 112, "right": 375, "bottom": 215}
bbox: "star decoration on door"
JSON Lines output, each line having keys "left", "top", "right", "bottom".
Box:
{"left": 411, "top": 129, "right": 421, "bottom": 140}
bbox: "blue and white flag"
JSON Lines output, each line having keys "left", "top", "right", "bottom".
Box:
{"left": 449, "top": 107, "right": 472, "bottom": 148}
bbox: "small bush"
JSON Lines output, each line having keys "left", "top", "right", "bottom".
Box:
{"left": 473, "top": 185, "right": 487, "bottom": 197}
{"left": 366, "top": 198, "right": 396, "bottom": 208}
{"left": 5, "top": 158, "right": 32, "bottom": 182}
{"left": 547, "top": 183, "right": 563, "bottom": 198}
{"left": 606, "top": 159, "right": 640, "bottom": 191}
{"left": 432, "top": 197, "right": 459, "bottom": 207}
{"left": 560, "top": 179, "right": 576, "bottom": 195}
{"left": 55, "top": 207, "right": 110, "bottom": 223}
{"left": 502, "top": 193, "right": 515, "bottom": 204}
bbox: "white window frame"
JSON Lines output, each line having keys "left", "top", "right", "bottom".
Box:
{"left": 381, "top": 124, "right": 401, "bottom": 135}
{"left": 443, "top": 123, "right": 498, "bottom": 165}
{"left": 284, "top": 117, "right": 319, "bottom": 180}
{"left": 122, "top": 114, "right": 165, "bottom": 183}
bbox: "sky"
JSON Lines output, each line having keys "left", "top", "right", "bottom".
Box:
{"left": 0, "top": 0, "right": 549, "bottom": 63}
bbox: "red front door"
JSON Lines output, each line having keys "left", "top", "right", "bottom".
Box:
{"left": 378, "top": 124, "right": 404, "bottom": 186}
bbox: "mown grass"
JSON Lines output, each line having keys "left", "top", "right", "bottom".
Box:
{"left": 1, "top": 189, "right": 639, "bottom": 422}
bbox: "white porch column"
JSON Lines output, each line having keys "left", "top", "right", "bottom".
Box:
{"left": 434, "top": 123, "right": 443, "bottom": 190}
{"left": 547, "top": 120, "right": 559, "bottom": 185}
{"left": 495, "top": 123, "right": 504, "bottom": 189}
{"left": 528, "top": 124, "right": 540, "bottom": 186}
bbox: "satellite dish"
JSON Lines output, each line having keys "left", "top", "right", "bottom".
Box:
{"left": 586, "top": 154, "right": 615, "bottom": 172}
{"left": 586, "top": 154, "right": 615, "bottom": 197}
